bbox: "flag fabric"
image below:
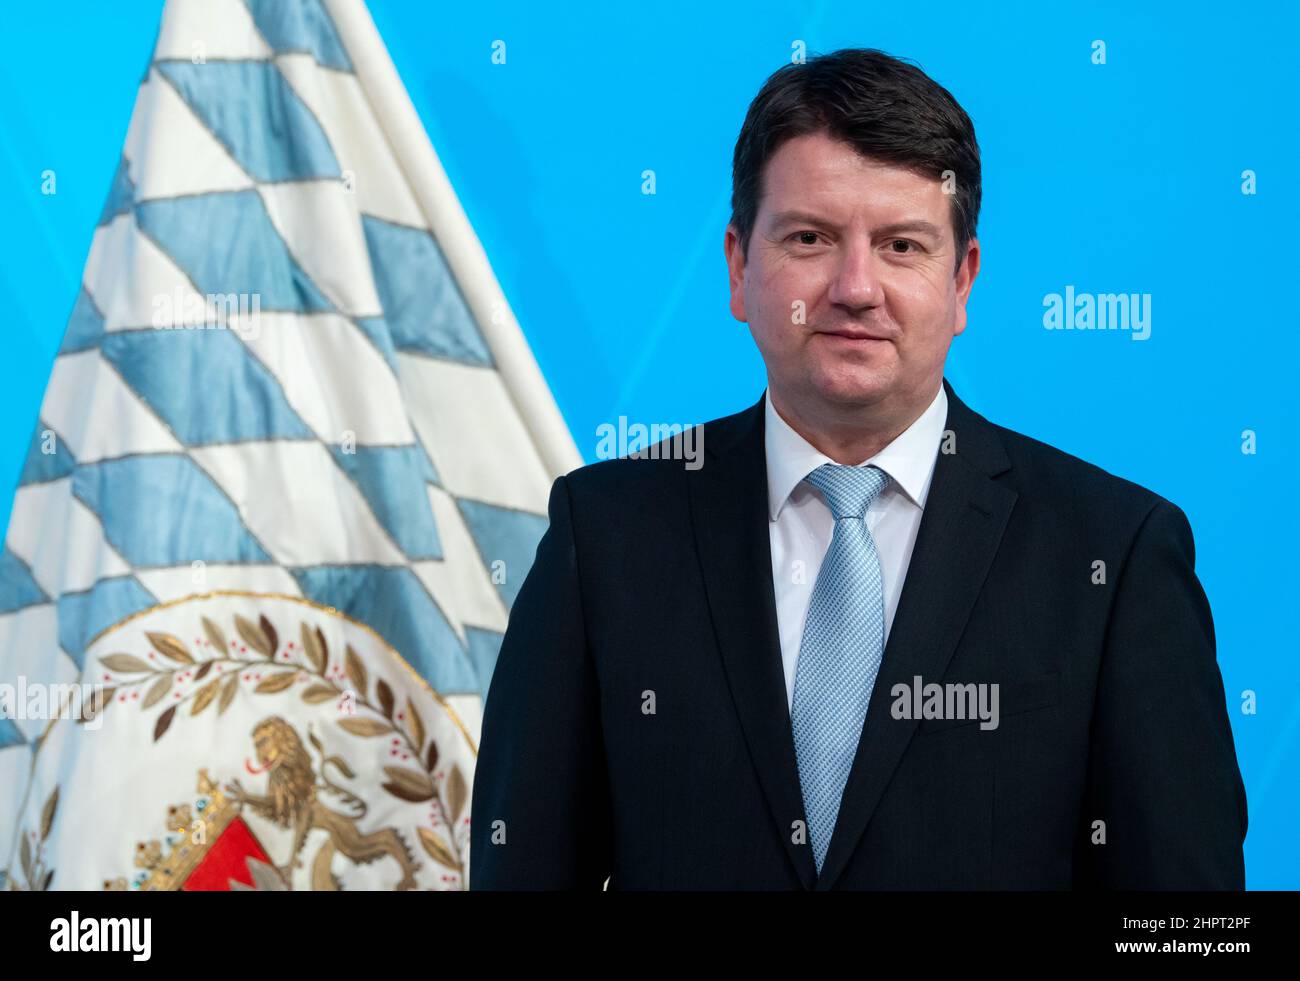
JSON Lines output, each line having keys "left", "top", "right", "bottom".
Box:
{"left": 0, "top": 0, "right": 578, "bottom": 891}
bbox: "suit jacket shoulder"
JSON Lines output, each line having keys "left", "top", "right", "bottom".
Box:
{"left": 980, "top": 412, "right": 1193, "bottom": 558}
{"left": 560, "top": 400, "right": 754, "bottom": 508}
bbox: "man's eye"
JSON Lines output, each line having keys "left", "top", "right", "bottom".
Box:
{"left": 889, "top": 239, "right": 916, "bottom": 253}
{"left": 789, "top": 231, "right": 821, "bottom": 246}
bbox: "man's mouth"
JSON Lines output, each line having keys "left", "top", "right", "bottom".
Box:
{"left": 814, "top": 329, "right": 892, "bottom": 343}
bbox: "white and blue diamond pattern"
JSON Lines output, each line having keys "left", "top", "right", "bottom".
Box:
{"left": 0, "top": 0, "right": 578, "bottom": 781}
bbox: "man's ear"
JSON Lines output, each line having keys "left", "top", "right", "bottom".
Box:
{"left": 952, "top": 236, "right": 980, "bottom": 336}
{"left": 724, "top": 224, "right": 748, "bottom": 323}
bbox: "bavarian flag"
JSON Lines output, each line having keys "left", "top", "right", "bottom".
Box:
{"left": 0, "top": 0, "right": 578, "bottom": 891}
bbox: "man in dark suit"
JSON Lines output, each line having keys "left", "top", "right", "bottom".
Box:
{"left": 470, "top": 48, "right": 1247, "bottom": 890}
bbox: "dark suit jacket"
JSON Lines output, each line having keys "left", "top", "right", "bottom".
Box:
{"left": 470, "top": 378, "right": 1248, "bottom": 889}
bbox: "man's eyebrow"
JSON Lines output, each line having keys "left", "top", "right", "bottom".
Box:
{"left": 768, "top": 210, "right": 838, "bottom": 230}
{"left": 874, "top": 220, "right": 945, "bottom": 240}
{"left": 767, "top": 213, "right": 946, "bottom": 240}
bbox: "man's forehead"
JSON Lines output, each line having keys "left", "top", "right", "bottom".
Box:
{"left": 763, "top": 145, "right": 946, "bottom": 211}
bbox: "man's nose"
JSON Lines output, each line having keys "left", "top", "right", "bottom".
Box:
{"left": 826, "top": 239, "right": 882, "bottom": 310}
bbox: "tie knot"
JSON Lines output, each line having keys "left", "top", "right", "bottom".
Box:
{"left": 804, "top": 463, "right": 889, "bottom": 520}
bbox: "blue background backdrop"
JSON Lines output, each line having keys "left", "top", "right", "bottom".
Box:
{"left": 2, "top": 0, "right": 1296, "bottom": 887}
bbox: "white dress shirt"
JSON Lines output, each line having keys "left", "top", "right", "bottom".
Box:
{"left": 765, "top": 383, "right": 949, "bottom": 713}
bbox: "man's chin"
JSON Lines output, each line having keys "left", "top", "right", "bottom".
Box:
{"left": 806, "top": 369, "right": 894, "bottom": 408}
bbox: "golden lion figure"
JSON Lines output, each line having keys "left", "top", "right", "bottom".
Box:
{"left": 225, "top": 716, "right": 420, "bottom": 890}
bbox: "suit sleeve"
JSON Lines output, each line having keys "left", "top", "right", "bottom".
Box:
{"left": 1077, "top": 499, "right": 1248, "bottom": 889}
{"left": 469, "top": 473, "right": 613, "bottom": 889}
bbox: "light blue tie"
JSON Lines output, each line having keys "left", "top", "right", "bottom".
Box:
{"left": 790, "top": 462, "right": 890, "bottom": 875}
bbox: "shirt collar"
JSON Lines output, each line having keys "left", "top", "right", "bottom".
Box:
{"left": 764, "top": 382, "right": 949, "bottom": 521}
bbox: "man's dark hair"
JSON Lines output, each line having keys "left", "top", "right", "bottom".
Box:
{"left": 730, "top": 48, "right": 981, "bottom": 276}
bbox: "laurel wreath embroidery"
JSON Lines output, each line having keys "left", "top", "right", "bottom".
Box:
{"left": 3, "top": 786, "right": 58, "bottom": 891}
{"left": 89, "top": 614, "right": 467, "bottom": 873}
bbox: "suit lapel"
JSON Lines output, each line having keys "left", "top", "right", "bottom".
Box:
{"left": 814, "top": 377, "right": 1017, "bottom": 889}
{"left": 688, "top": 391, "right": 819, "bottom": 889}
